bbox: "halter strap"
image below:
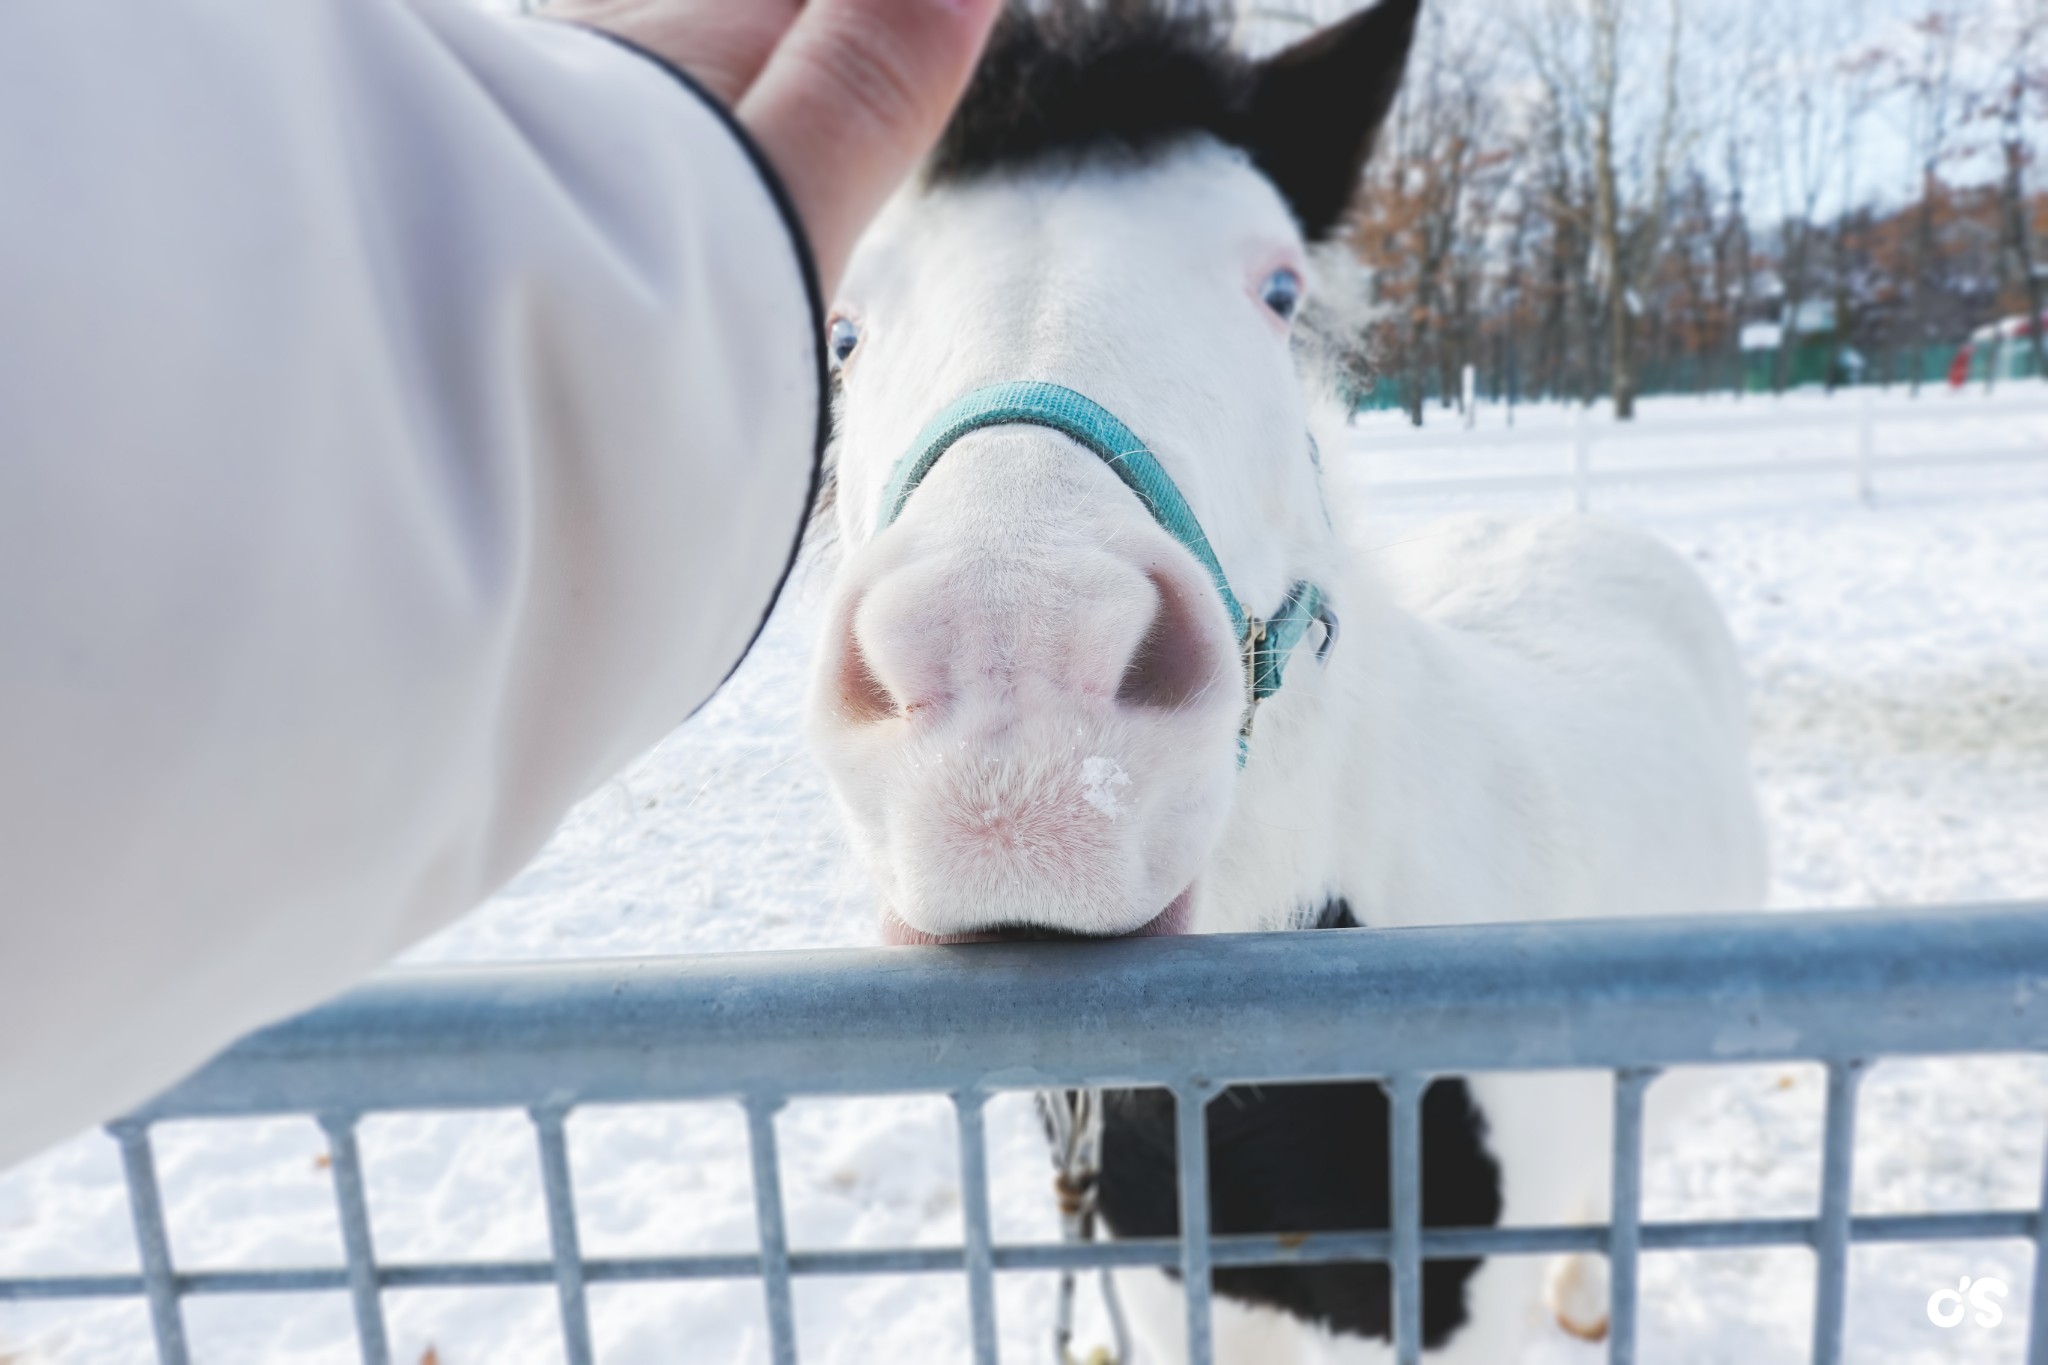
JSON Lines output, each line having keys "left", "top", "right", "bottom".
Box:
{"left": 877, "top": 381, "right": 1335, "bottom": 762}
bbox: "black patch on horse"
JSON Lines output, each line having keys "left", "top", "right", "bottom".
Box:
{"left": 1093, "top": 900, "right": 1502, "bottom": 1348}
{"left": 930, "top": 2, "right": 1248, "bottom": 183}
{"left": 1097, "top": 1080, "right": 1499, "bottom": 1347}
{"left": 928, "top": 0, "right": 1420, "bottom": 241}
{"left": 1311, "top": 894, "right": 1360, "bottom": 929}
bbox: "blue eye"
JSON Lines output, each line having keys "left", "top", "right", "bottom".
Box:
{"left": 828, "top": 316, "right": 861, "bottom": 366}
{"left": 1260, "top": 268, "right": 1303, "bottom": 322}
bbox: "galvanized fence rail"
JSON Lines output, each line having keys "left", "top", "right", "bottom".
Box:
{"left": 5, "top": 904, "right": 2048, "bottom": 1365}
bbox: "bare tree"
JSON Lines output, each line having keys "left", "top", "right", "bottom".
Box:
{"left": 1759, "top": 0, "right": 1874, "bottom": 394}
{"left": 1527, "top": 88, "right": 1599, "bottom": 404}
{"left": 1317, "top": 0, "right": 2030, "bottom": 410}
{"left": 1826, "top": 37, "right": 1884, "bottom": 393}
{"left": 1524, "top": 0, "right": 1688, "bottom": 419}
{"left": 1891, "top": 0, "right": 1965, "bottom": 394}
{"left": 1701, "top": 1, "right": 1766, "bottom": 400}
{"left": 1351, "top": 1, "right": 1511, "bottom": 424}
{"left": 1975, "top": 0, "right": 2048, "bottom": 381}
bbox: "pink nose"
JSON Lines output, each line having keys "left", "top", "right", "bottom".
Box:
{"left": 806, "top": 433, "right": 1253, "bottom": 938}
{"left": 826, "top": 555, "right": 1232, "bottom": 728}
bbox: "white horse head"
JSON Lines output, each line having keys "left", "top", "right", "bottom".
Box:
{"left": 805, "top": 0, "right": 1419, "bottom": 945}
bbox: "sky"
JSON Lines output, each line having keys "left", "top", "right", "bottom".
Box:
{"left": 1250, "top": 0, "right": 2026, "bottom": 225}
{"left": 493, "top": 0, "right": 2031, "bottom": 229}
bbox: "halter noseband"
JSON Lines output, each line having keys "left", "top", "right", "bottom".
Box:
{"left": 875, "top": 381, "right": 1336, "bottom": 765}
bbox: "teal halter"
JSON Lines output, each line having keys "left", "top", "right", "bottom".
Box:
{"left": 876, "top": 381, "right": 1335, "bottom": 764}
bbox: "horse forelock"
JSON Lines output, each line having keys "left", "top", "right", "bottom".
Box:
{"left": 927, "top": 1, "right": 1253, "bottom": 187}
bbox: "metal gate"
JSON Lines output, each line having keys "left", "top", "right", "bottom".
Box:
{"left": 4, "top": 904, "right": 2047, "bottom": 1365}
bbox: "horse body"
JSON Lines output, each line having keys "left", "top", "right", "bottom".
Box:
{"left": 1293, "top": 510, "right": 1765, "bottom": 943}
{"left": 803, "top": 3, "right": 1765, "bottom": 1357}
{"left": 1098, "top": 509, "right": 1766, "bottom": 1360}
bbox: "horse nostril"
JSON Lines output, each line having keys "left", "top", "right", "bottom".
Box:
{"left": 1117, "top": 571, "right": 1213, "bottom": 710}
{"left": 836, "top": 616, "right": 898, "bottom": 725}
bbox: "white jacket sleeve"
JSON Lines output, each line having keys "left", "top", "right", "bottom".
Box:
{"left": 0, "top": 0, "right": 826, "bottom": 1166}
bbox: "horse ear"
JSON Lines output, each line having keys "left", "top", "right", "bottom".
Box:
{"left": 1243, "top": 0, "right": 1420, "bottom": 241}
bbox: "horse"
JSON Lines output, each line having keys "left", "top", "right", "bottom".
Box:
{"left": 799, "top": 1, "right": 1768, "bottom": 1358}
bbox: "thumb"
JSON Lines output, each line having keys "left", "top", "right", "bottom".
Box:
{"left": 736, "top": 0, "right": 1001, "bottom": 295}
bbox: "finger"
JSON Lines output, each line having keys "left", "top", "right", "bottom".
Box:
{"left": 547, "top": 0, "right": 801, "bottom": 110}
{"left": 736, "top": 0, "right": 1001, "bottom": 294}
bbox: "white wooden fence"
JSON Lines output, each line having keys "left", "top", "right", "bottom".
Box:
{"left": 1352, "top": 389, "right": 2048, "bottom": 510}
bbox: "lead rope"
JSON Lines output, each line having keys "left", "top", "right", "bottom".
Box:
{"left": 1038, "top": 1089, "right": 1131, "bottom": 1365}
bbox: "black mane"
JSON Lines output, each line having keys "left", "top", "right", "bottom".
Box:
{"left": 928, "top": 3, "right": 1254, "bottom": 186}
{"left": 926, "top": 0, "right": 1422, "bottom": 242}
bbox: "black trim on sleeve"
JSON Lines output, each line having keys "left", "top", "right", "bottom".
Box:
{"left": 573, "top": 24, "right": 832, "bottom": 708}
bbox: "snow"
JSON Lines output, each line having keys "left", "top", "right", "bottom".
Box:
{"left": 1080, "top": 757, "right": 1133, "bottom": 819}
{"left": 4, "top": 389, "right": 2047, "bottom": 1364}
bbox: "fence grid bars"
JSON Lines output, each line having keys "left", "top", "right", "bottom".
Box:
{"left": 2034, "top": 1130, "right": 2048, "bottom": 1365}
{"left": 3, "top": 905, "right": 2047, "bottom": 1364}
{"left": 531, "top": 1104, "right": 595, "bottom": 1365}
{"left": 954, "top": 1091, "right": 1001, "bottom": 1363}
{"left": 1606, "top": 1068, "right": 1652, "bottom": 1364}
{"left": 316, "top": 1113, "right": 389, "bottom": 1365}
{"left": 744, "top": 1096, "right": 799, "bottom": 1365}
{"left": 1175, "top": 1082, "right": 1217, "bottom": 1364}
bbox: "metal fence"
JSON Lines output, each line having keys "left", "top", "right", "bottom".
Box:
{"left": 5, "top": 904, "right": 2048, "bottom": 1365}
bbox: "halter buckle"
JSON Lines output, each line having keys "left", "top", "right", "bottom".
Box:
{"left": 1241, "top": 616, "right": 1268, "bottom": 698}
{"left": 1237, "top": 616, "right": 1269, "bottom": 755}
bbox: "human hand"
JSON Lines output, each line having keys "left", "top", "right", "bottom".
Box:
{"left": 548, "top": 0, "right": 1001, "bottom": 294}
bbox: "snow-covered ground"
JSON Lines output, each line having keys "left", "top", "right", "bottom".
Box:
{"left": 3, "top": 389, "right": 2046, "bottom": 1365}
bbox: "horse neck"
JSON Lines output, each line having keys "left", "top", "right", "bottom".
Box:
{"left": 1198, "top": 551, "right": 1424, "bottom": 933}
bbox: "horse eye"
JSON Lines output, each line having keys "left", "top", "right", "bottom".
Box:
{"left": 827, "top": 316, "right": 861, "bottom": 366}
{"left": 1259, "top": 268, "right": 1302, "bottom": 323}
